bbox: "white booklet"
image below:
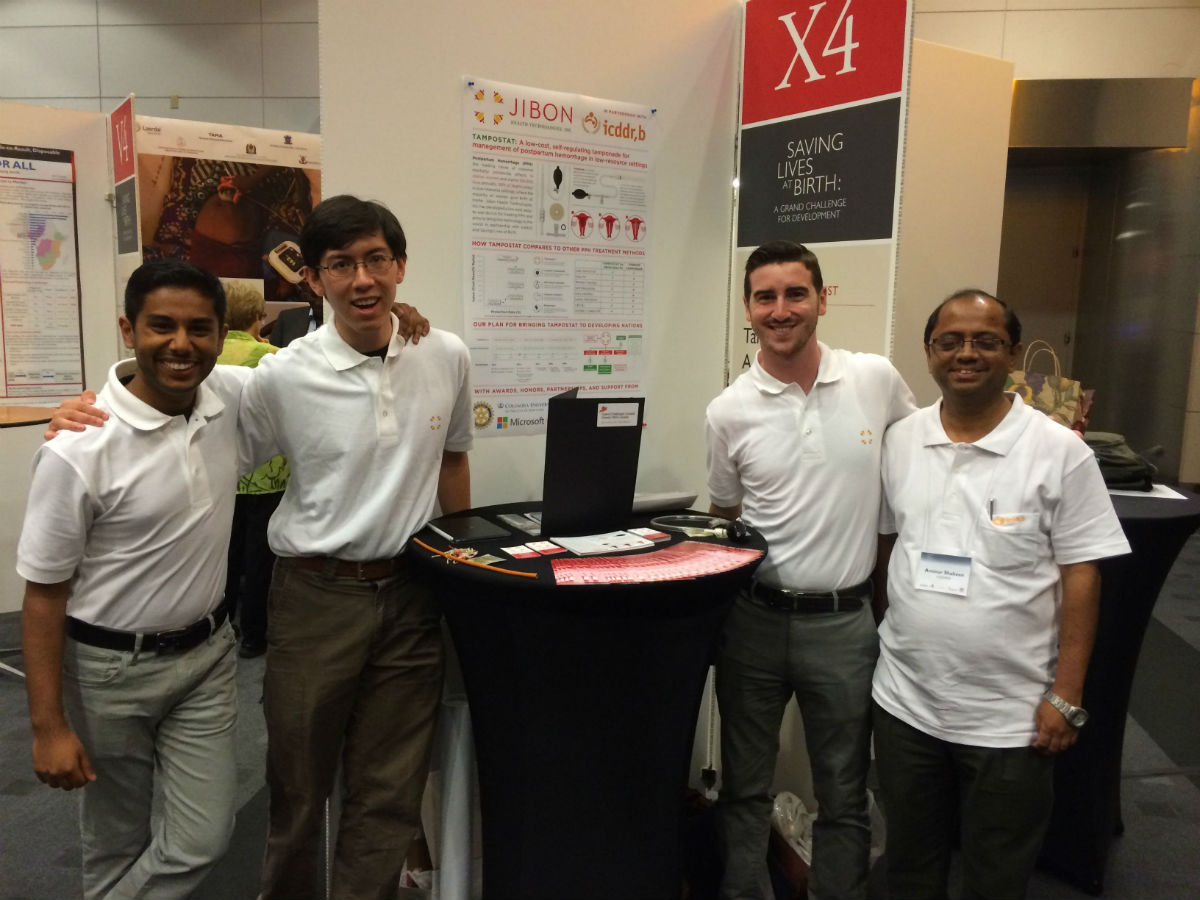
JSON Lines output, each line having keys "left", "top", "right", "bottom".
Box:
{"left": 550, "top": 530, "right": 656, "bottom": 556}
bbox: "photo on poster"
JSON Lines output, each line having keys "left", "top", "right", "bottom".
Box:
{"left": 137, "top": 154, "right": 321, "bottom": 302}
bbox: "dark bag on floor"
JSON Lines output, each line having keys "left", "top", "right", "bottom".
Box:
{"left": 1084, "top": 431, "right": 1156, "bottom": 491}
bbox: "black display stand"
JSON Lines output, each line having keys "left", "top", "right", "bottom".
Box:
{"left": 409, "top": 503, "right": 765, "bottom": 900}
{"left": 1038, "top": 487, "right": 1200, "bottom": 894}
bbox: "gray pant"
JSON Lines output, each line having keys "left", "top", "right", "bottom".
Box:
{"left": 716, "top": 591, "right": 878, "bottom": 900}
{"left": 62, "top": 621, "right": 239, "bottom": 900}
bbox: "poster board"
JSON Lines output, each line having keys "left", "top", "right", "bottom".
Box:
{"left": 462, "top": 77, "right": 656, "bottom": 437}
{"left": 730, "top": 0, "right": 912, "bottom": 374}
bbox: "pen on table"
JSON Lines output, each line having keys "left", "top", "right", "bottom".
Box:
{"left": 427, "top": 522, "right": 455, "bottom": 542}
{"left": 988, "top": 498, "right": 995, "bottom": 519}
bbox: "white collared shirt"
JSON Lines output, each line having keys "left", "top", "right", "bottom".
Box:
{"left": 16, "top": 363, "right": 250, "bottom": 631}
{"left": 873, "top": 395, "right": 1131, "bottom": 747}
{"left": 238, "top": 316, "right": 474, "bottom": 560}
{"left": 705, "top": 342, "right": 916, "bottom": 590}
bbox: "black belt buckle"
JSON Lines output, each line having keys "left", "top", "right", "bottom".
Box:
{"left": 153, "top": 626, "right": 192, "bottom": 653}
{"left": 154, "top": 623, "right": 202, "bottom": 653}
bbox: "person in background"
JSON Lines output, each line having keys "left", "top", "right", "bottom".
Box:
{"left": 217, "top": 281, "right": 288, "bottom": 659}
{"left": 705, "top": 240, "right": 916, "bottom": 899}
{"left": 267, "top": 279, "right": 323, "bottom": 347}
{"left": 872, "top": 289, "right": 1130, "bottom": 899}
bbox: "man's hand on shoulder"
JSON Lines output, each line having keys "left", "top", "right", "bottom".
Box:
{"left": 394, "top": 302, "right": 431, "bottom": 345}
{"left": 1032, "top": 698, "right": 1080, "bottom": 755}
{"left": 45, "top": 390, "right": 107, "bottom": 440}
{"left": 32, "top": 723, "right": 96, "bottom": 790}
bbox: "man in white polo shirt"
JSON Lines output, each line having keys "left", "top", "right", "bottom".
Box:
{"left": 705, "top": 240, "right": 916, "bottom": 899}
{"left": 872, "top": 289, "right": 1129, "bottom": 899}
{"left": 18, "top": 259, "right": 251, "bottom": 899}
{"left": 236, "top": 195, "right": 473, "bottom": 900}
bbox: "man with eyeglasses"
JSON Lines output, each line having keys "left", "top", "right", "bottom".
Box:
{"left": 871, "top": 289, "right": 1129, "bottom": 899}
{"left": 234, "top": 194, "right": 472, "bottom": 899}
{"left": 705, "top": 240, "right": 916, "bottom": 900}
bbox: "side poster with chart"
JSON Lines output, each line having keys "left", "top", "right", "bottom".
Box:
{"left": 463, "top": 78, "right": 656, "bottom": 437}
{"left": 0, "top": 143, "right": 83, "bottom": 404}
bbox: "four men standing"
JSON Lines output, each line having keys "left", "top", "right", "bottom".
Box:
{"left": 19, "top": 230, "right": 1128, "bottom": 898}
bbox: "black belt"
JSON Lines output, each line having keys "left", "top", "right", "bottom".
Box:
{"left": 286, "top": 554, "right": 408, "bottom": 581}
{"left": 750, "top": 579, "right": 872, "bottom": 613}
{"left": 66, "top": 605, "right": 227, "bottom": 654}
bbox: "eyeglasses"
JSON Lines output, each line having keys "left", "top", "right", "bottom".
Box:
{"left": 926, "top": 334, "right": 1010, "bottom": 354}
{"left": 315, "top": 253, "right": 396, "bottom": 281}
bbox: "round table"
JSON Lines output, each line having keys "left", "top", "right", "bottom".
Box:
{"left": 1038, "top": 487, "right": 1200, "bottom": 894}
{"left": 410, "top": 503, "right": 765, "bottom": 899}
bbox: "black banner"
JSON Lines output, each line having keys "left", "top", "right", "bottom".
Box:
{"left": 736, "top": 97, "right": 901, "bottom": 246}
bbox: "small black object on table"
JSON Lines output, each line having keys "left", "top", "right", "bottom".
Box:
{"left": 1038, "top": 487, "right": 1200, "bottom": 895}
{"left": 409, "top": 502, "right": 766, "bottom": 900}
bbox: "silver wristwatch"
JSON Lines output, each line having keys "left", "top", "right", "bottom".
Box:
{"left": 1043, "top": 690, "right": 1089, "bottom": 728}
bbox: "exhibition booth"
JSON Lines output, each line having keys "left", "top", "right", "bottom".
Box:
{"left": 3, "top": 0, "right": 1198, "bottom": 897}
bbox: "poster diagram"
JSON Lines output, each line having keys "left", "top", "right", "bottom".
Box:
{"left": 463, "top": 78, "right": 655, "bottom": 437}
{"left": 0, "top": 143, "right": 83, "bottom": 403}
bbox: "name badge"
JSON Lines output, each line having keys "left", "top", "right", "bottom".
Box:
{"left": 916, "top": 552, "right": 972, "bottom": 596}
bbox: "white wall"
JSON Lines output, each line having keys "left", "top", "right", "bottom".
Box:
{"left": 0, "top": 101, "right": 117, "bottom": 614}
{"left": 0, "top": 0, "right": 320, "bottom": 131}
{"left": 318, "top": 0, "right": 741, "bottom": 509}
{"left": 914, "top": 0, "right": 1200, "bottom": 79}
{"left": 892, "top": 42, "right": 1015, "bottom": 407}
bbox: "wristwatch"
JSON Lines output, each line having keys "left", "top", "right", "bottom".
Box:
{"left": 1043, "top": 690, "right": 1089, "bottom": 728}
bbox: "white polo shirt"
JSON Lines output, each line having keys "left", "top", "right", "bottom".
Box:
{"left": 238, "top": 317, "right": 473, "bottom": 560}
{"left": 873, "top": 394, "right": 1130, "bottom": 747}
{"left": 705, "top": 343, "right": 916, "bottom": 591}
{"left": 16, "top": 363, "right": 251, "bottom": 632}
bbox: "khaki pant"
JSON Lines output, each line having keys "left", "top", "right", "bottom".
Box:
{"left": 64, "top": 622, "right": 238, "bottom": 900}
{"left": 259, "top": 559, "right": 443, "bottom": 900}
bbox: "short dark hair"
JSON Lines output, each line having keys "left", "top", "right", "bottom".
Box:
{"left": 924, "top": 288, "right": 1022, "bottom": 346}
{"left": 299, "top": 195, "right": 407, "bottom": 267}
{"left": 743, "top": 240, "right": 823, "bottom": 299}
{"left": 125, "top": 258, "right": 225, "bottom": 324}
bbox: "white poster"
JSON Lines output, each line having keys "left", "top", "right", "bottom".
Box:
{"left": 463, "top": 78, "right": 655, "bottom": 437}
{"left": 0, "top": 143, "right": 83, "bottom": 403}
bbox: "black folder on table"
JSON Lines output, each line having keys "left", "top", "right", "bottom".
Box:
{"left": 541, "top": 388, "right": 645, "bottom": 536}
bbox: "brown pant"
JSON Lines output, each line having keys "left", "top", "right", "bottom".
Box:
{"left": 259, "top": 558, "right": 443, "bottom": 900}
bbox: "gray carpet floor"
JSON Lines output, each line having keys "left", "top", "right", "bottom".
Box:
{"left": 2, "top": 534, "right": 1199, "bottom": 899}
